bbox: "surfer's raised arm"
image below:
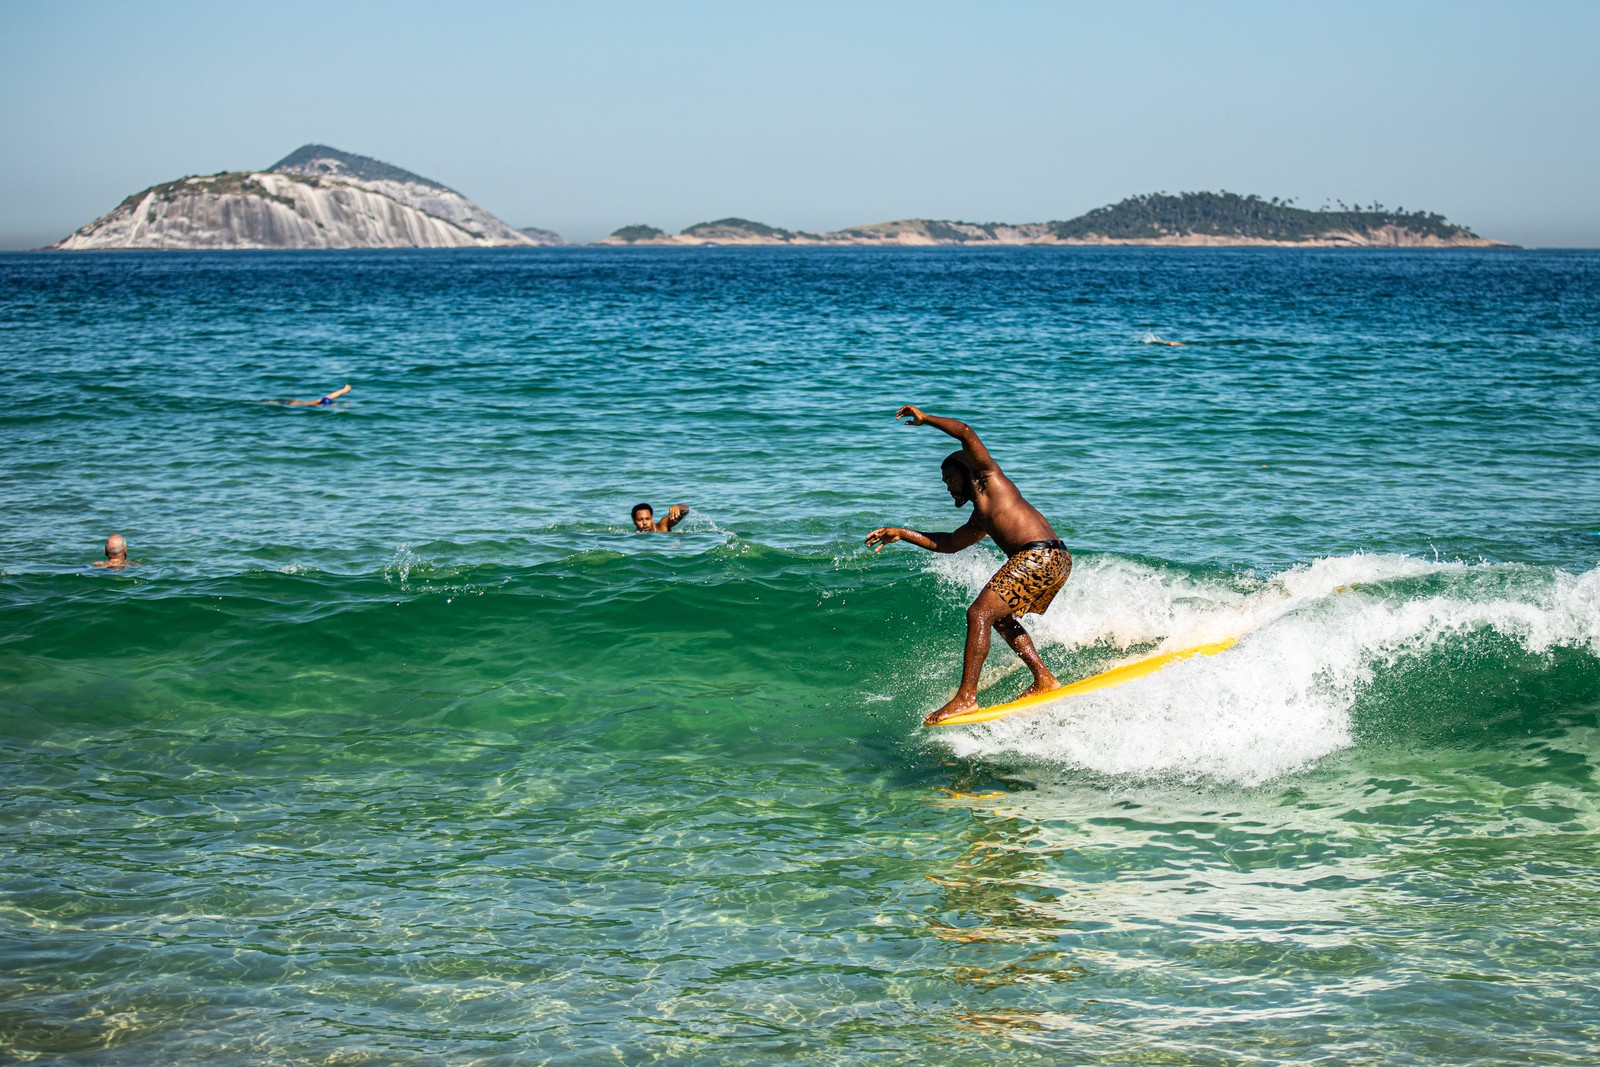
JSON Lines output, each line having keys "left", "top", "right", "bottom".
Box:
{"left": 896, "top": 405, "right": 996, "bottom": 472}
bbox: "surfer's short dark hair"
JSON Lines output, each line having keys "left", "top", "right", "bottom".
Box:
{"left": 631, "top": 503, "right": 653, "bottom": 518}
{"left": 940, "top": 451, "right": 971, "bottom": 476}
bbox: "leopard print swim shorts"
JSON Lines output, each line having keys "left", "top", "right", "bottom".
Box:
{"left": 986, "top": 541, "right": 1072, "bottom": 618}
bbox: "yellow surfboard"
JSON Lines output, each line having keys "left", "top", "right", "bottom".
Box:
{"left": 928, "top": 637, "right": 1239, "bottom": 727}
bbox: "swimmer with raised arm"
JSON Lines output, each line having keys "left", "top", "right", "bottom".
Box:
{"left": 866, "top": 405, "right": 1071, "bottom": 725}
{"left": 631, "top": 503, "right": 689, "bottom": 532}
{"left": 284, "top": 384, "right": 352, "bottom": 407}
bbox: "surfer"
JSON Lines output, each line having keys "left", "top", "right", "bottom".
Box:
{"left": 282, "top": 384, "right": 352, "bottom": 407}
{"left": 93, "top": 534, "right": 131, "bottom": 569}
{"left": 632, "top": 503, "right": 689, "bottom": 532}
{"left": 866, "top": 405, "right": 1070, "bottom": 725}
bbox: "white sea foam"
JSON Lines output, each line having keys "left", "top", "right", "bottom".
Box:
{"left": 925, "top": 551, "right": 1600, "bottom": 785}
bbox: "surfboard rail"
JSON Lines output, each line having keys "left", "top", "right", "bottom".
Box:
{"left": 927, "top": 637, "right": 1239, "bottom": 727}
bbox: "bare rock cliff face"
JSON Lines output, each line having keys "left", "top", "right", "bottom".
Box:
{"left": 831, "top": 220, "right": 1054, "bottom": 246}
{"left": 52, "top": 147, "right": 560, "bottom": 250}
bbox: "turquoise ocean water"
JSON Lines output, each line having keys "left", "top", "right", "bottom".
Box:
{"left": 2, "top": 248, "right": 1598, "bottom": 1064}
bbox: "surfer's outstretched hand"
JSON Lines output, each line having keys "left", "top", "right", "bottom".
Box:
{"left": 896, "top": 405, "right": 927, "bottom": 425}
{"left": 865, "top": 527, "right": 905, "bottom": 552}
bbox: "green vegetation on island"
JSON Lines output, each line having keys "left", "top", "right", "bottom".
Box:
{"left": 1048, "top": 191, "right": 1479, "bottom": 242}
{"left": 269, "top": 144, "right": 447, "bottom": 190}
{"left": 682, "top": 218, "right": 795, "bottom": 240}
{"left": 608, "top": 225, "right": 668, "bottom": 242}
{"left": 115, "top": 172, "right": 303, "bottom": 215}
{"left": 921, "top": 220, "right": 1007, "bottom": 242}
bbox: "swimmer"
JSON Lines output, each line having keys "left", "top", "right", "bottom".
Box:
{"left": 283, "top": 384, "right": 352, "bottom": 407}
{"left": 631, "top": 503, "right": 689, "bottom": 532}
{"left": 93, "top": 534, "right": 131, "bottom": 569}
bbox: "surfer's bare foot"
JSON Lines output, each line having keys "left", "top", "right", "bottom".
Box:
{"left": 1016, "top": 673, "right": 1062, "bottom": 700}
{"left": 923, "top": 695, "right": 979, "bottom": 726}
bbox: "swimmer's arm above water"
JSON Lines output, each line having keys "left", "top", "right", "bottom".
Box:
{"left": 866, "top": 517, "right": 986, "bottom": 554}
{"left": 660, "top": 504, "right": 689, "bottom": 531}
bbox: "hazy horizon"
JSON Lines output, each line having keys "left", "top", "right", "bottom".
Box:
{"left": 3, "top": 1, "right": 1597, "bottom": 249}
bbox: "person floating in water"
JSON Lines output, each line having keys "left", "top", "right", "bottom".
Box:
{"left": 93, "top": 534, "right": 131, "bottom": 569}
{"left": 866, "top": 405, "right": 1071, "bottom": 725}
{"left": 283, "top": 384, "right": 352, "bottom": 407}
{"left": 631, "top": 503, "right": 689, "bottom": 532}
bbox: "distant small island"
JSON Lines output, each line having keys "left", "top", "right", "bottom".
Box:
{"left": 48, "top": 145, "right": 1510, "bottom": 250}
{"left": 600, "top": 193, "right": 1509, "bottom": 248}
{"left": 51, "top": 145, "right": 565, "bottom": 251}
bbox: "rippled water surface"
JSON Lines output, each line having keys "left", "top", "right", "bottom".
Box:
{"left": 2, "top": 248, "right": 1599, "bottom": 1064}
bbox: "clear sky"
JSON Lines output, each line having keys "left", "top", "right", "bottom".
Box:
{"left": 2, "top": 0, "right": 1596, "bottom": 248}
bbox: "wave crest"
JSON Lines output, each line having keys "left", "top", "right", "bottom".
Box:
{"left": 931, "top": 553, "right": 1600, "bottom": 785}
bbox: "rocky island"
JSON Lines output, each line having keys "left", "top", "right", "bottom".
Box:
{"left": 599, "top": 193, "right": 1509, "bottom": 248}
{"left": 51, "top": 145, "right": 562, "bottom": 250}
{"left": 52, "top": 154, "right": 1509, "bottom": 251}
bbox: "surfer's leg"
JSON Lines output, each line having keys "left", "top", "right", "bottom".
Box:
{"left": 996, "top": 615, "right": 1061, "bottom": 699}
{"left": 924, "top": 589, "right": 1011, "bottom": 726}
